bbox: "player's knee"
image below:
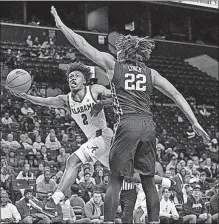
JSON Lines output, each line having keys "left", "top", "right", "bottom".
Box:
{"left": 66, "top": 154, "right": 81, "bottom": 169}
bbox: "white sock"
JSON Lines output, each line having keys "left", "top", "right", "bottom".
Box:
{"left": 161, "top": 178, "right": 171, "bottom": 188}
{"left": 52, "top": 190, "right": 64, "bottom": 205}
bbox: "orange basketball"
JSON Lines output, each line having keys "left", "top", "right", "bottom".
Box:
{"left": 6, "top": 69, "right": 32, "bottom": 93}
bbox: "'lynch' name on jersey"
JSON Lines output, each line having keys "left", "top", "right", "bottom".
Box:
{"left": 70, "top": 102, "right": 95, "bottom": 114}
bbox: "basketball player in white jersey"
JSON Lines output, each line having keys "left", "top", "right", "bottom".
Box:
{"left": 12, "top": 62, "right": 114, "bottom": 211}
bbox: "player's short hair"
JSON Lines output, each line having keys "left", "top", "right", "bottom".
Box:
{"left": 65, "top": 61, "right": 92, "bottom": 84}
{"left": 115, "top": 34, "right": 155, "bottom": 64}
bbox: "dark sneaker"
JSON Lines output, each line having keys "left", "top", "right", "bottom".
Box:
{"left": 44, "top": 197, "right": 56, "bottom": 211}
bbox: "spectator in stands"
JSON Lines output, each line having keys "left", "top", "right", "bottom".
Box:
{"left": 197, "top": 159, "right": 212, "bottom": 177}
{"left": 32, "top": 136, "right": 44, "bottom": 154}
{"left": 16, "top": 163, "right": 34, "bottom": 180}
{"left": 185, "top": 160, "right": 194, "bottom": 175}
{"left": 57, "top": 147, "right": 70, "bottom": 171}
{"left": 210, "top": 160, "right": 218, "bottom": 178}
{"left": 80, "top": 170, "right": 96, "bottom": 184}
{"left": 69, "top": 184, "right": 86, "bottom": 208}
{"left": 16, "top": 188, "right": 51, "bottom": 224}
{"left": 200, "top": 104, "right": 211, "bottom": 117}
{"left": 48, "top": 37, "right": 55, "bottom": 47}
{"left": 84, "top": 191, "right": 104, "bottom": 223}
{"left": 60, "top": 49, "right": 67, "bottom": 59}
{"left": 165, "top": 170, "right": 172, "bottom": 179}
{"left": 40, "top": 145, "right": 51, "bottom": 162}
{"left": 156, "top": 143, "right": 164, "bottom": 163}
{"left": 45, "top": 133, "right": 61, "bottom": 150}
{"left": 1, "top": 112, "right": 13, "bottom": 129}
{"left": 166, "top": 154, "right": 178, "bottom": 171}
{"left": 60, "top": 134, "right": 76, "bottom": 154}
{"left": 22, "top": 120, "right": 33, "bottom": 133}
{"left": 66, "top": 48, "right": 76, "bottom": 61}
{"left": 192, "top": 156, "right": 200, "bottom": 169}
{"left": 209, "top": 182, "right": 219, "bottom": 224}
{"left": 95, "top": 170, "right": 104, "bottom": 185}
{"left": 45, "top": 129, "right": 58, "bottom": 143}
{"left": 32, "top": 36, "right": 41, "bottom": 47}
{"left": 209, "top": 139, "right": 218, "bottom": 153}
{"left": 5, "top": 48, "right": 17, "bottom": 69}
{"left": 79, "top": 172, "right": 95, "bottom": 203}
{"left": 199, "top": 170, "right": 210, "bottom": 193}
{"left": 0, "top": 191, "right": 21, "bottom": 223}
{"left": 5, "top": 133, "right": 21, "bottom": 151}
{"left": 159, "top": 188, "right": 179, "bottom": 224}
{"left": 36, "top": 166, "right": 50, "bottom": 184}
{"left": 15, "top": 50, "right": 24, "bottom": 66}
{"left": 41, "top": 40, "right": 50, "bottom": 49}
{"left": 26, "top": 35, "right": 33, "bottom": 47}
{"left": 1, "top": 157, "right": 16, "bottom": 189}
{"left": 186, "top": 125, "right": 196, "bottom": 139}
{"left": 36, "top": 170, "right": 57, "bottom": 201}
{"left": 189, "top": 177, "right": 198, "bottom": 189}
{"left": 183, "top": 184, "right": 212, "bottom": 223}
{"left": 19, "top": 134, "right": 32, "bottom": 151}
{"left": 38, "top": 51, "right": 49, "bottom": 59}
{"left": 163, "top": 147, "right": 173, "bottom": 164}
{"left": 27, "top": 84, "right": 42, "bottom": 97}
{"left": 7, "top": 150, "right": 18, "bottom": 168}
{"left": 35, "top": 163, "right": 45, "bottom": 179}
{"left": 98, "top": 173, "right": 109, "bottom": 194}
{"left": 21, "top": 102, "right": 34, "bottom": 116}
{"left": 54, "top": 51, "right": 61, "bottom": 60}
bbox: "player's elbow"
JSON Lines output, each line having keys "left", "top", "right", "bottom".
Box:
{"left": 169, "top": 89, "right": 181, "bottom": 101}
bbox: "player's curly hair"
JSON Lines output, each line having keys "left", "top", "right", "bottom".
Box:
{"left": 115, "top": 34, "right": 155, "bottom": 64}
{"left": 65, "top": 61, "right": 92, "bottom": 83}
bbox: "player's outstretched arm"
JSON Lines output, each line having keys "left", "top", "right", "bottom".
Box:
{"left": 90, "top": 84, "right": 113, "bottom": 117}
{"left": 51, "top": 6, "right": 115, "bottom": 75}
{"left": 11, "top": 92, "right": 67, "bottom": 109}
{"left": 152, "top": 69, "right": 210, "bottom": 144}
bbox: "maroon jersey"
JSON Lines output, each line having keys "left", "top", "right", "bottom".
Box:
{"left": 111, "top": 62, "right": 153, "bottom": 117}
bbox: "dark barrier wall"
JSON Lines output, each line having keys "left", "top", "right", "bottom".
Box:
{"left": 1, "top": 23, "right": 108, "bottom": 52}
{"left": 153, "top": 39, "right": 219, "bottom": 60}
{"left": 1, "top": 23, "right": 218, "bottom": 60}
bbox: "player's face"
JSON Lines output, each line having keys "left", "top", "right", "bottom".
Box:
{"left": 68, "top": 71, "right": 86, "bottom": 92}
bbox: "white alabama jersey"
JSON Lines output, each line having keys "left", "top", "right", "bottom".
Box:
{"left": 68, "top": 86, "right": 107, "bottom": 139}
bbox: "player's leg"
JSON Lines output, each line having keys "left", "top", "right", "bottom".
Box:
{"left": 45, "top": 136, "right": 107, "bottom": 210}
{"left": 140, "top": 175, "right": 160, "bottom": 223}
{"left": 104, "top": 118, "right": 141, "bottom": 222}
{"left": 135, "top": 132, "right": 160, "bottom": 223}
{"left": 104, "top": 174, "right": 124, "bottom": 223}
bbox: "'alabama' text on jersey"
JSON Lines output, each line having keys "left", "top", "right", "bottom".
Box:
{"left": 68, "top": 86, "right": 107, "bottom": 139}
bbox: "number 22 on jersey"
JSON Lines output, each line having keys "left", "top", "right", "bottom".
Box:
{"left": 124, "top": 73, "right": 147, "bottom": 91}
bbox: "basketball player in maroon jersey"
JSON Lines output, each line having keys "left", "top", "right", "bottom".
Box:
{"left": 51, "top": 6, "right": 210, "bottom": 224}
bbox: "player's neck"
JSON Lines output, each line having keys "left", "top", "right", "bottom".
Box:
{"left": 71, "top": 86, "right": 87, "bottom": 102}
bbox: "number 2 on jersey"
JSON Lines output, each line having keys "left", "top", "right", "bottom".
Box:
{"left": 81, "top": 114, "right": 88, "bottom": 125}
{"left": 125, "top": 73, "right": 146, "bottom": 91}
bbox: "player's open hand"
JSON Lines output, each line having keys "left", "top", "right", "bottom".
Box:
{"left": 51, "top": 6, "right": 63, "bottom": 29}
{"left": 90, "top": 100, "right": 104, "bottom": 117}
{"left": 10, "top": 91, "right": 28, "bottom": 99}
{"left": 192, "top": 122, "right": 210, "bottom": 144}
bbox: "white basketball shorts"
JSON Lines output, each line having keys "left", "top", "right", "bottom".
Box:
{"left": 74, "top": 127, "right": 113, "bottom": 168}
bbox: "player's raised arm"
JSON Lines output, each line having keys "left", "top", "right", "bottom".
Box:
{"left": 12, "top": 92, "right": 67, "bottom": 109}
{"left": 51, "top": 6, "right": 115, "bottom": 74}
{"left": 152, "top": 69, "right": 210, "bottom": 144}
{"left": 90, "top": 84, "right": 113, "bottom": 117}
